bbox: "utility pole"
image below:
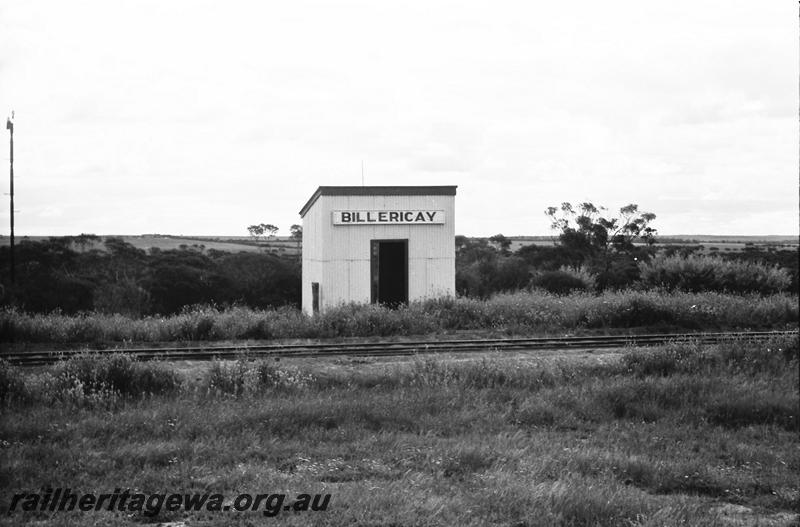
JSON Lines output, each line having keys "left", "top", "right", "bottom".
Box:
{"left": 6, "top": 112, "right": 13, "bottom": 284}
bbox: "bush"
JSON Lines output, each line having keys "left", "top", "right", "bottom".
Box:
{"left": 638, "top": 254, "right": 791, "bottom": 295}
{"left": 0, "top": 359, "right": 27, "bottom": 403}
{"left": 529, "top": 267, "right": 595, "bottom": 295}
{"left": 0, "top": 353, "right": 182, "bottom": 406}
{"left": 54, "top": 353, "right": 182, "bottom": 399}
{"left": 204, "top": 359, "right": 314, "bottom": 396}
{"left": 205, "top": 359, "right": 255, "bottom": 396}
{"left": 0, "top": 238, "right": 301, "bottom": 316}
{"left": 456, "top": 256, "right": 531, "bottom": 298}
{"left": 583, "top": 295, "right": 678, "bottom": 328}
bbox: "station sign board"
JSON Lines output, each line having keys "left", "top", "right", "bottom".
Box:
{"left": 333, "top": 210, "right": 445, "bottom": 225}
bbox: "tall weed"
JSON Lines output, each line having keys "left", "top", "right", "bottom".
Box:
{"left": 2, "top": 291, "right": 797, "bottom": 343}
{"left": 0, "top": 359, "right": 27, "bottom": 403}
{"left": 204, "top": 358, "right": 314, "bottom": 397}
{"left": 2, "top": 353, "right": 182, "bottom": 406}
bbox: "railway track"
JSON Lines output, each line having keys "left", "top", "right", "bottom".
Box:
{"left": 2, "top": 330, "right": 796, "bottom": 366}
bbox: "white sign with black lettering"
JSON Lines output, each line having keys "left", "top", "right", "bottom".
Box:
{"left": 332, "top": 210, "right": 445, "bottom": 225}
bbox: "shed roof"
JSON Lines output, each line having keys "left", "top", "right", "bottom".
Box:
{"left": 299, "top": 185, "right": 457, "bottom": 217}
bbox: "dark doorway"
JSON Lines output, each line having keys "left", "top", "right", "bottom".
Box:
{"left": 371, "top": 240, "right": 408, "bottom": 307}
{"left": 311, "top": 282, "right": 320, "bottom": 314}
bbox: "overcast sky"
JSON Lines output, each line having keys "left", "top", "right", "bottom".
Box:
{"left": 0, "top": 1, "right": 797, "bottom": 237}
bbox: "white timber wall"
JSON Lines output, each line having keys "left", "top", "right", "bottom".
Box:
{"left": 301, "top": 196, "right": 325, "bottom": 315}
{"left": 302, "top": 193, "right": 455, "bottom": 314}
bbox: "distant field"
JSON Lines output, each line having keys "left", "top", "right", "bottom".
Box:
{"left": 0, "top": 234, "right": 302, "bottom": 255}
{"left": 0, "top": 234, "right": 795, "bottom": 255}
{"left": 505, "top": 235, "right": 798, "bottom": 253}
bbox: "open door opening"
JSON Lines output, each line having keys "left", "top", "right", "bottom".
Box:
{"left": 371, "top": 240, "right": 408, "bottom": 307}
{"left": 311, "top": 282, "right": 320, "bottom": 314}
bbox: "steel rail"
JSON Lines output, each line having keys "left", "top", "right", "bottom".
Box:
{"left": 2, "top": 330, "right": 796, "bottom": 366}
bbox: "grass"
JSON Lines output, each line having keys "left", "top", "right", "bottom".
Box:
{"left": 2, "top": 289, "right": 798, "bottom": 344}
{"left": 0, "top": 335, "right": 798, "bottom": 525}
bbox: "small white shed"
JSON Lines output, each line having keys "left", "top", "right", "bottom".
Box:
{"left": 299, "top": 186, "right": 457, "bottom": 314}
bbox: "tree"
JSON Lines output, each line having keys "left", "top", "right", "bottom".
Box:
{"left": 74, "top": 233, "right": 100, "bottom": 253}
{"left": 290, "top": 224, "right": 302, "bottom": 240}
{"left": 214, "top": 252, "right": 301, "bottom": 308}
{"left": 262, "top": 224, "right": 279, "bottom": 238}
{"left": 454, "top": 236, "right": 531, "bottom": 297}
{"left": 290, "top": 224, "right": 302, "bottom": 252}
{"left": 247, "top": 224, "right": 265, "bottom": 241}
{"left": 455, "top": 236, "right": 496, "bottom": 265}
{"left": 545, "top": 202, "right": 657, "bottom": 289}
{"left": 144, "top": 250, "right": 226, "bottom": 314}
{"left": 489, "top": 234, "right": 512, "bottom": 255}
{"left": 248, "top": 223, "right": 278, "bottom": 241}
